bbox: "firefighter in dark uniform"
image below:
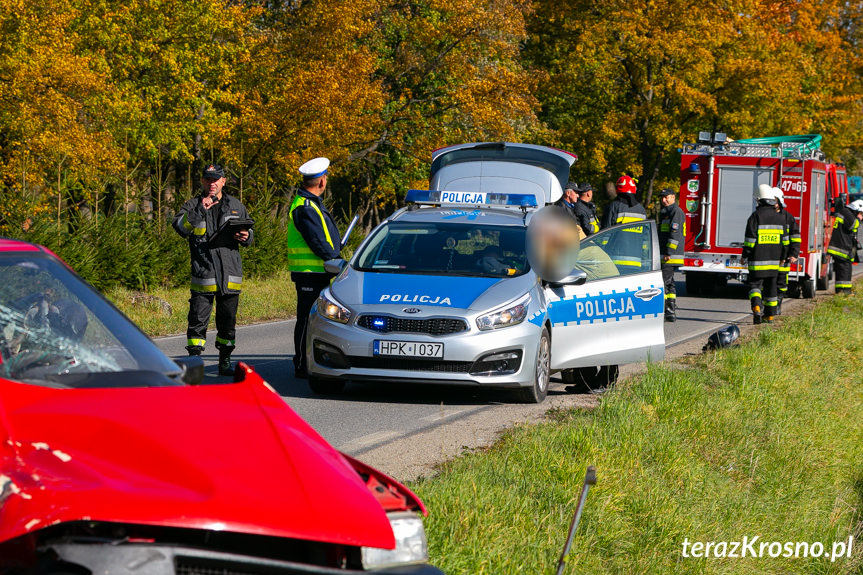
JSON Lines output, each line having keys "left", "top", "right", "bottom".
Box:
{"left": 601, "top": 175, "right": 647, "bottom": 270}
{"left": 554, "top": 181, "right": 580, "bottom": 222}
{"left": 773, "top": 187, "right": 800, "bottom": 313}
{"left": 828, "top": 198, "right": 863, "bottom": 295}
{"left": 574, "top": 183, "right": 600, "bottom": 237}
{"left": 172, "top": 163, "right": 254, "bottom": 375}
{"left": 742, "top": 184, "right": 787, "bottom": 324}
{"left": 658, "top": 188, "right": 685, "bottom": 322}
{"left": 601, "top": 175, "right": 646, "bottom": 229}
{"left": 289, "top": 157, "right": 341, "bottom": 378}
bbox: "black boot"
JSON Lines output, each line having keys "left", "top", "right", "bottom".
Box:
{"left": 218, "top": 349, "right": 234, "bottom": 376}
{"left": 752, "top": 305, "right": 762, "bottom": 325}
{"left": 186, "top": 345, "right": 203, "bottom": 356}
{"left": 775, "top": 298, "right": 783, "bottom": 316}
{"left": 664, "top": 299, "right": 677, "bottom": 322}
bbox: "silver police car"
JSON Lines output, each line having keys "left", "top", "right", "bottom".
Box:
{"left": 306, "top": 143, "right": 666, "bottom": 402}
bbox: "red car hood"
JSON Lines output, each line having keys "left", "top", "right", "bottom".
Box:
{"left": 0, "top": 367, "right": 397, "bottom": 549}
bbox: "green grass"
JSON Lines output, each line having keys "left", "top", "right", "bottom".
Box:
{"left": 104, "top": 268, "right": 298, "bottom": 337}
{"left": 413, "top": 281, "right": 863, "bottom": 574}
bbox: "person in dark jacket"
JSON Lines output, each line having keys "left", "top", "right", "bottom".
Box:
{"left": 601, "top": 175, "right": 646, "bottom": 229}
{"left": 742, "top": 184, "right": 787, "bottom": 324}
{"left": 554, "top": 181, "right": 580, "bottom": 221}
{"left": 173, "top": 163, "right": 254, "bottom": 375}
{"left": 574, "top": 183, "right": 600, "bottom": 237}
{"left": 288, "top": 157, "right": 341, "bottom": 379}
{"left": 773, "top": 187, "right": 800, "bottom": 313}
{"left": 658, "top": 188, "right": 685, "bottom": 321}
{"left": 828, "top": 198, "right": 863, "bottom": 295}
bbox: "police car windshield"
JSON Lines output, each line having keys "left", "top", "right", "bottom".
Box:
{"left": 355, "top": 222, "right": 528, "bottom": 277}
{"left": 0, "top": 254, "right": 183, "bottom": 387}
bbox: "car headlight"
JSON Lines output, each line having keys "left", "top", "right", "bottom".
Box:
{"left": 361, "top": 511, "right": 429, "bottom": 570}
{"left": 476, "top": 293, "right": 530, "bottom": 331}
{"left": 317, "top": 291, "right": 352, "bottom": 324}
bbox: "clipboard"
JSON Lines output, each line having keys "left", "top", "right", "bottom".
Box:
{"left": 225, "top": 217, "right": 254, "bottom": 232}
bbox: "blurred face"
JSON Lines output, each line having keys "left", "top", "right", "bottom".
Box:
{"left": 660, "top": 194, "right": 676, "bottom": 207}
{"left": 564, "top": 188, "right": 578, "bottom": 203}
{"left": 201, "top": 176, "right": 226, "bottom": 198}
{"left": 579, "top": 189, "right": 593, "bottom": 202}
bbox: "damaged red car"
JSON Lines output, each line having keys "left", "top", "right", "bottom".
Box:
{"left": 0, "top": 239, "right": 443, "bottom": 575}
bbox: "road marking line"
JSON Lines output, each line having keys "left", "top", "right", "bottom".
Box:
{"left": 418, "top": 408, "right": 467, "bottom": 424}
{"left": 339, "top": 430, "right": 401, "bottom": 452}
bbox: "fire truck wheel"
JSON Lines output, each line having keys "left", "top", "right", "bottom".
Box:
{"left": 801, "top": 277, "right": 816, "bottom": 299}
{"left": 816, "top": 262, "right": 832, "bottom": 291}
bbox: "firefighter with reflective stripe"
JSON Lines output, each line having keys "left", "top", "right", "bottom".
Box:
{"left": 601, "top": 175, "right": 647, "bottom": 270}
{"left": 573, "top": 183, "right": 600, "bottom": 237}
{"left": 172, "top": 163, "right": 254, "bottom": 375}
{"left": 828, "top": 198, "right": 863, "bottom": 295}
{"left": 289, "top": 157, "right": 341, "bottom": 378}
{"left": 742, "top": 184, "right": 786, "bottom": 324}
{"left": 601, "top": 175, "right": 647, "bottom": 229}
{"left": 773, "top": 187, "right": 800, "bottom": 313}
{"left": 658, "top": 188, "right": 685, "bottom": 322}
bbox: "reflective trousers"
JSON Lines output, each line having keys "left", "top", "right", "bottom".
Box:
{"left": 834, "top": 257, "right": 853, "bottom": 293}
{"left": 748, "top": 276, "right": 778, "bottom": 317}
{"left": 187, "top": 291, "right": 239, "bottom": 351}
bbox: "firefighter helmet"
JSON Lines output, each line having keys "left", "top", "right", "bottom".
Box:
{"left": 754, "top": 183, "right": 776, "bottom": 203}
{"left": 849, "top": 199, "right": 863, "bottom": 213}
{"left": 616, "top": 175, "right": 636, "bottom": 195}
{"left": 773, "top": 187, "right": 785, "bottom": 206}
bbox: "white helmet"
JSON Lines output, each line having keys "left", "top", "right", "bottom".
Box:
{"left": 773, "top": 187, "right": 785, "bottom": 206}
{"left": 849, "top": 199, "right": 863, "bottom": 213}
{"left": 754, "top": 183, "right": 775, "bottom": 202}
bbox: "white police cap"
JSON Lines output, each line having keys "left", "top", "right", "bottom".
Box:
{"left": 299, "top": 157, "right": 330, "bottom": 179}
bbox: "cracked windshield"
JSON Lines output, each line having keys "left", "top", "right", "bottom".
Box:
{"left": 0, "top": 255, "right": 179, "bottom": 386}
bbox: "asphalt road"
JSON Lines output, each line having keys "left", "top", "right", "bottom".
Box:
{"left": 154, "top": 272, "right": 807, "bottom": 462}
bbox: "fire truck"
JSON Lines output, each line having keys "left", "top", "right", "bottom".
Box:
{"left": 679, "top": 133, "right": 847, "bottom": 297}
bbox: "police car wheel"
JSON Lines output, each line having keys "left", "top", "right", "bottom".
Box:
{"left": 308, "top": 376, "right": 346, "bottom": 395}
{"left": 516, "top": 327, "right": 549, "bottom": 404}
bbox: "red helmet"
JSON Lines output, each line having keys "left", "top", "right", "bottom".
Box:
{"left": 616, "top": 175, "right": 636, "bottom": 194}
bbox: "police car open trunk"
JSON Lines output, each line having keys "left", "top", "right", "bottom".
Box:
{"left": 679, "top": 134, "right": 847, "bottom": 297}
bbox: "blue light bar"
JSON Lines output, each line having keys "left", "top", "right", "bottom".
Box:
{"left": 405, "top": 189, "right": 538, "bottom": 207}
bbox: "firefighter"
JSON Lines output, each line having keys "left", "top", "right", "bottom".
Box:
{"left": 742, "top": 184, "right": 787, "bottom": 324}
{"left": 773, "top": 187, "right": 801, "bottom": 314}
{"left": 658, "top": 188, "right": 685, "bottom": 322}
{"left": 601, "top": 175, "right": 646, "bottom": 229}
{"left": 574, "top": 183, "right": 601, "bottom": 236}
{"left": 828, "top": 198, "right": 863, "bottom": 295}
{"left": 172, "top": 163, "right": 254, "bottom": 375}
{"left": 289, "top": 157, "right": 341, "bottom": 378}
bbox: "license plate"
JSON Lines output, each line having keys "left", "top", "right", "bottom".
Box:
{"left": 374, "top": 340, "right": 444, "bottom": 358}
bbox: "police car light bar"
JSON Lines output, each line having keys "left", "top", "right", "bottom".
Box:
{"left": 405, "top": 189, "right": 538, "bottom": 207}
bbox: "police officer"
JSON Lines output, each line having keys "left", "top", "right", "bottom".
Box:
{"left": 554, "top": 181, "right": 580, "bottom": 221}
{"left": 658, "top": 188, "right": 685, "bottom": 322}
{"left": 773, "top": 187, "right": 800, "bottom": 313}
{"left": 742, "top": 184, "right": 787, "bottom": 324}
{"left": 828, "top": 198, "right": 863, "bottom": 295}
{"left": 601, "top": 175, "right": 646, "bottom": 229}
{"left": 574, "top": 183, "right": 600, "bottom": 237}
{"left": 289, "top": 157, "right": 341, "bottom": 378}
{"left": 173, "top": 163, "right": 254, "bottom": 375}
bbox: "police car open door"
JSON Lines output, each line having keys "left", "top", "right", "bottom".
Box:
{"left": 546, "top": 221, "right": 666, "bottom": 368}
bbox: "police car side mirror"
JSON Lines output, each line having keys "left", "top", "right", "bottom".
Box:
{"left": 175, "top": 356, "right": 205, "bottom": 386}
{"left": 324, "top": 259, "right": 348, "bottom": 274}
{"left": 548, "top": 270, "right": 588, "bottom": 289}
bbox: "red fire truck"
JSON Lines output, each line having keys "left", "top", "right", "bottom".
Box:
{"left": 679, "top": 133, "right": 847, "bottom": 297}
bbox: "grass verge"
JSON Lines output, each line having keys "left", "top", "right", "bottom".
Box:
{"left": 104, "top": 268, "right": 297, "bottom": 337}
{"left": 413, "top": 281, "right": 863, "bottom": 574}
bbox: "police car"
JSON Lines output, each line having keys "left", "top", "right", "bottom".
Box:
{"left": 306, "top": 143, "right": 666, "bottom": 402}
